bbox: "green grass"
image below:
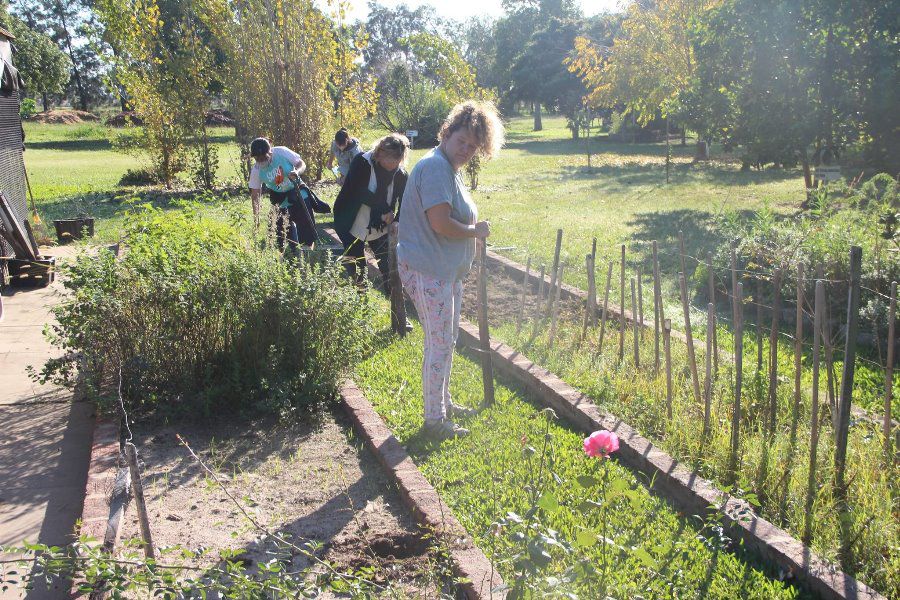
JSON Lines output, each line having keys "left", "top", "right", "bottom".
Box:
{"left": 353, "top": 298, "right": 807, "bottom": 599}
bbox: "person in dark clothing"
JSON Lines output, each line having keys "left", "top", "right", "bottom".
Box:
{"left": 247, "top": 137, "right": 317, "bottom": 250}
{"left": 333, "top": 133, "right": 410, "bottom": 290}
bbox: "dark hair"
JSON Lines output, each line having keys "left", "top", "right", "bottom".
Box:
{"left": 334, "top": 128, "right": 350, "bottom": 144}
{"left": 250, "top": 137, "right": 271, "bottom": 158}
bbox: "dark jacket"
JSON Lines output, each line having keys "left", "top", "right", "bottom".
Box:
{"left": 333, "top": 152, "right": 408, "bottom": 235}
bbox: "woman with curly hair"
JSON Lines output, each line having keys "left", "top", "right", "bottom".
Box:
{"left": 396, "top": 100, "right": 505, "bottom": 440}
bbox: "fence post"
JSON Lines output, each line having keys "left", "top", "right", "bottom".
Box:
{"left": 790, "top": 265, "right": 804, "bottom": 447}
{"left": 678, "top": 230, "right": 687, "bottom": 284}
{"left": 728, "top": 282, "right": 744, "bottom": 482}
{"left": 597, "top": 262, "right": 613, "bottom": 357}
{"left": 756, "top": 255, "right": 764, "bottom": 374}
{"left": 804, "top": 280, "right": 824, "bottom": 545}
{"left": 680, "top": 272, "right": 701, "bottom": 403}
{"left": 536, "top": 264, "right": 545, "bottom": 317}
{"left": 477, "top": 239, "right": 495, "bottom": 407}
{"left": 631, "top": 278, "right": 640, "bottom": 366}
{"left": 886, "top": 281, "right": 897, "bottom": 463}
{"left": 703, "top": 302, "right": 714, "bottom": 440}
{"left": 549, "top": 264, "right": 563, "bottom": 350}
{"left": 388, "top": 224, "right": 407, "bottom": 337}
{"left": 589, "top": 246, "right": 598, "bottom": 326}
{"left": 637, "top": 266, "right": 644, "bottom": 335}
{"left": 664, "top": 318, "right": 673, "bottom": 420}
{"left": 125, "top": 443, "right": 155, "bottom": 560}
{"left": 581, "top": 254, "right": 595, "bottom": 344}
{"left": 548, "top": 228, "right": 563, "bottom": 312}
{"left": 707, "top": 252, "right": 718, "bottom": 375}
{"left": 619, "top": 244, "right": 626, "bottom": 362}
{"left": 766, "top": 268, "right": 782, "bottom": 437}
{"left": 835, "top": 247, "right": 861, "bottom": 518}
{"left": 516, "top": 256, "right": 531, "bottom": 335}
{"left": 653, "top": 241, "right": 661, "bottom": 373}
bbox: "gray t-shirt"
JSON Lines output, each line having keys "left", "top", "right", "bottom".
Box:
{"left": 330, "top": 138, "right": 362, "bottom": 176}
{"left": 398, "top": 147, "right": 477, "bottom": 282}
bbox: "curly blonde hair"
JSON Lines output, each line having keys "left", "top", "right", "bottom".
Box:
{"left": 438, "top": 100, "right": 505, "bottom": 160}
{"left": 371, "top": 133, "right": 410, "bottom": 166}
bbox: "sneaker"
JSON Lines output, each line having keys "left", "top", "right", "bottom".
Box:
{"left": 449, "top": 402, "right": 477, "bottom": 418}
{"left": 423, "top": 420, "right": 470, "bottom": 440}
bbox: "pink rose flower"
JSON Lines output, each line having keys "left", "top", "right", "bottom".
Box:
{"left": 583, "top": 430, "right": 619, "bottom": 458}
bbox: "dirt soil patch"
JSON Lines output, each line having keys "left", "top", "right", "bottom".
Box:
{"left": 118, "top": 410, "right": 442, "bottom": 594}
{"left": 32, "top": 109, "right": 100, "bottom": 124}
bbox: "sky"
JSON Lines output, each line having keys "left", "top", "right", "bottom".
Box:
{"left": 338, "top": 0, "right": 621, "bottom": 23}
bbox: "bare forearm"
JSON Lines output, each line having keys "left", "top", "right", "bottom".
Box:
{"left": 431, "top": 216, "right": 476, "bottom": 239}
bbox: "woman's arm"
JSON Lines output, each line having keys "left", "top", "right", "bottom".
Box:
{"left": 426, "top": 204, "right": 490, "bottom": 239}
{"left": 288, "top": 157, "right": 306, "bottom": 181}
{"left": 250, "top": 188, "right": 261, "bottom": 226}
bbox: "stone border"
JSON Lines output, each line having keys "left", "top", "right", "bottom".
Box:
{"left": 340, "top": 381, "right": 506, "bottom": 599}
{"left": 322, "top": 227, "right": 883, "bottom": 599}
{"left": 78, "top": 417, "right": 125, "bottom": 548}
{"left": 453, "top": 320, "right": 884, "bottom": 600}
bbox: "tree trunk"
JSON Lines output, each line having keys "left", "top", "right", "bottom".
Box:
{"left": 681, "top": 125, "right": 686, "bottom": 146}
{"left": 53, "top": 1, "right": 88, "bottom": 111}
{"left": 41, "top": 93, "right": 49, "bottom": 111}
{"left": 533, "top": 102, "right": 543, "bottom": 131}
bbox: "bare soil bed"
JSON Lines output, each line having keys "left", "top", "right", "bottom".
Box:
{"left": 118, "top": 410, "right": 443, "bottom": 595}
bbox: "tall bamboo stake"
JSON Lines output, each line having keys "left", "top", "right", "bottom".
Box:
{"left": 885, "top": 281, "right": 897, "bottom": 462}
{"left": 790, "top": 265, "right": 804, "bottom": 447}
{"left": 619, "top": 244, "right": 626, "bottom": 362}
{"left": 703, "top": 302, "right": 713, "bottom": 440}
{"left": 757, "top": 256, "right": 764, "bottom": 374}
{"left": 707, "top": 251, "right": 718, "bottom": 375}
{"left": 804, "top": 280, "right": 824, "bottom": 545}
{"left": 597, "top": 262, "right": 613, "bottom": 356}
{"left": 728, "top": 282, "right": 744, "bottom": 482}
{"left": 637, "top": 266, "right": 644, "bottom": 334}
{"left": 548, "top": 229, "right": 563, "bottom": 310}
{"left": 653, "top": 241, "right": 661, "bottom": 373}
{"left": 516, "top": 256, "right": 531, "bottom": 335}
{"left": 589, "top": 242, "right": 598, "bottom": 326}
{"left": 835, "top": 247, "right": 862, "bottom": 521}
{"left": 664, "top": 318, "right": 673, "bottom": 420}
{"left": 766, "top": 268, "right": 782, "bottom": 437}
{"left": 680, "top": 273, "right": 701, "bottom": 403}
{"left": 477, "top": 239, "right": 495, "bottom": 407}
{"left": 631, "top": 278, "right": 640, "bottom": 366}
{"left": 549, "top": 264, "right": 564, "bottom": 350}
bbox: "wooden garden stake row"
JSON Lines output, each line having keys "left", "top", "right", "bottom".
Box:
{"left": 619, "top": 244, "right": 626, "bottom": 362}
{"left": 516, "top": 256, "right": 531, "bottom": 335}
{"left": 631, "top": 278, "right": 639, "bottom": 366}
{"left": 804, "top": 280, "right": 825, "bottom": 545}
{"left": 477, "top": 239, "right": 495, "bottom": 407}
{"left": 597, "top": 262, "right": 613, "bottom": 356}
{"left": 679, "top": 273, "right": 701, "bottom": 404}
{"left": 835, "top": 246, "right": 862, "bottom": 511}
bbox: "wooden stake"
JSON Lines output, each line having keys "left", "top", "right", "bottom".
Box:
{"left": 549, "top": 264, "right": 563, "bottom": 350}
{"left": 388, "top": 224, "right": 407, "bottom": 337}
{"left": 619, "top": 244, "right": 626, "bottom": 362}
{"left": 728, "top": 282, "right": 744, "bottom": 482}
{"left": 804, "top": 280, "right": 824, "bottom": 545}
{"left": 835, "top": 246, "right": 862, "bottom": 508}
{"left": 664, "top": 318, "right": 673, "bottom": 420}
{"left": 125, "top": 443, "right": 155, "bottom": 560}
{"left": 766, "top": 268, "right": 782, "bottom": 437}
{"left": 653, "top": 241, "right": 661, "bottom": 373}
{"left": 590, "top": 239, "right": 598, "bottom": 326}
{"left": 707, "top": 252, "right": 718, "bottom": 375}
{"left": 790, "top": 264, "right": 804, "bottom": 447}
{"left": 678, "top": 230, "right": 687, "bottom": 284}
{"left": 885, "top": 281, "right": 896, "bottom": 462}
{"left": 597, "top": 262, "right": 613, "bottom": 356}
{"left": 548, "top": 229, "right": 563, "bottom": 311}
{"left": 703, "top": 302, "right": 714, "bottom": 440}
{"left": 581, "top": 254, "right": 594, "bottom": 344}
{"left": 757, "top": 256, "right": 764, "bottom": 374}
{"left": 536, "top": 264, "right": 545, "bottom": 319}
{"left": 516, "top": 256, "right": 531, "bottom": 335}
{"left": 637, "top": 266, "right": 644, "bottom": 335}
{"left": 680, "top": 273, "right": 702, "bottom": 403}
{"left": 631, "top": 278, "right": 640, "bottom": 366}
{"left": 477, "top": 240, "right": 495, "bottom": 407}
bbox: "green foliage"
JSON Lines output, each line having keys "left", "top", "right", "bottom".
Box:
{"left": 117, "top": 167, "right": 160, "bottom": 186}
{"left": 35, "top": 204, "right": 372, "bottom": 417}
{"left": 19, "top": 97, "right": 37, "bottom": 119}
{"left": 376, "top": 62, "right": 452, "bottom": 145}
{"left": 6, "top": 14, "right": 71, "bottom": 101}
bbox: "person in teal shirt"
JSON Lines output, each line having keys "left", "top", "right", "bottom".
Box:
{"left": 248, "top": 137, "right": 316, "bottom": 249}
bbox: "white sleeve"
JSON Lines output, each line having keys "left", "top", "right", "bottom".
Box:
{"left": 273, "top": 146, "right": 303, "bottom": 166}
{"left": 248, "top": 165, "right": 261, "bottom": 190}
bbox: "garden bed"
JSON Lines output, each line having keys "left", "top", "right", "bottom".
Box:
{"left": 116, "top": 411, "right": 444, "bottom": 595}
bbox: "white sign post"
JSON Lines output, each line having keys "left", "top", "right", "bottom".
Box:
{"left": 405, "top": 129, "right": 418, "bottom": 149}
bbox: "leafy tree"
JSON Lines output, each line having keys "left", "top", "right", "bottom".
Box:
{"left": 5, "top": 15, "right": 70, "bottom": 110}
{"left": 568, "top": 0, "right": 721, "bottom": 144}
{"left": 361, "top": 0, "right": 443, "bottom": 77}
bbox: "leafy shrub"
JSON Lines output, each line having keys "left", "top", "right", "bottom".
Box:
{"left": 37, "top": 204, "right": 372, "bottom": 417}
{"left": 118, "top": 168, "right": 160, "bottom": 187}
{"left": 20, "top": 98, "right": 37, "bottom": 119}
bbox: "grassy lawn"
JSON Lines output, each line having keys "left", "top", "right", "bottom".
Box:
{"left": 354, "top": 298, "right": 807, "bottom": 599}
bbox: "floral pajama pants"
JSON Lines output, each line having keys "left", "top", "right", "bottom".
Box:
{"left": 399, "top": 261, "right": 463, "bottom": 423}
